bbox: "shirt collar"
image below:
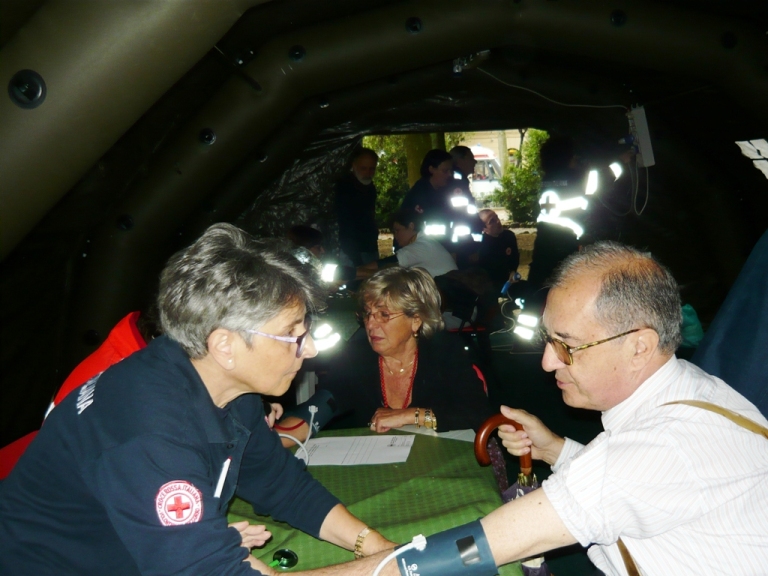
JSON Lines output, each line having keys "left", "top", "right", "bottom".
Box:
{"left": 601, "top": 355, "right": 681, "bottom": 432}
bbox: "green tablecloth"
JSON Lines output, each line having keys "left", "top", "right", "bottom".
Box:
{"left": 228, "top": 429, "right": 522, "bottom": 575}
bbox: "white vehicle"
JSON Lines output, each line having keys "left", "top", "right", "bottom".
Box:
{"left": 469, "top": 145, "right": 503, "bottom": 199}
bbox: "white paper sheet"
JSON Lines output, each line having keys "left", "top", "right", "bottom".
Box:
{"left": 397, "top": 425, "right": 475, "bottom": 443}
{"left": 305, "top": 435, "right": 415, "bottom": 466}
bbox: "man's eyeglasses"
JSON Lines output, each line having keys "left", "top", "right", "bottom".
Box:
{"left": 356, "top": 310, "right": 406, "bottom": 324}
{"left": 538, "top": 327, "right": 640, "bottom": 365}
{"left": 247, "top": 317, "right": 312, "bottom": 358}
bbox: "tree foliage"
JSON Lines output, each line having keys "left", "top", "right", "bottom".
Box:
{"left": 363, "top": 133, "right": 464, "bottom": 227}
{"left": 363, "top": 134, "right": 409, "bottom": 227}
{"left": 491, "top": 128, "right": 549, "bottom": 224}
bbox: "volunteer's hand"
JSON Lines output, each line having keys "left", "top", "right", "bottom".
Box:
{"left": 265, "top": 403, "right": 284, "bottom": 428}
{"left": 228, "top": 521, "right": 272, "bottom": 549}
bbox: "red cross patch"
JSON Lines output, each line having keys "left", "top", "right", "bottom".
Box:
{"left": 155, "top": 480, "right": 203, "bottom": 526}
{"left": 505, "top": 247, "right": 512, "bottom": 256}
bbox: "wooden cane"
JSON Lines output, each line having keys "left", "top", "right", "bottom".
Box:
{"left": 474, "top": 414, "right": 533, "bottom": 477}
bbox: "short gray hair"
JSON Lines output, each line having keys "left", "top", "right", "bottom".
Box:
{"left": 548, "top": 241, "right": 682, "bottom": 354}
{"left": 158, "top": 223, "right": 326, "bottom": 358}
{"left": 359, "top": 267, "right": 444, "bottom": 338}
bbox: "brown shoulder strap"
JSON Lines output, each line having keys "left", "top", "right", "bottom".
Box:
{"left": 663, "top": 400, "right": 768, "bottom": 439}
{"left": 617, "top": 400, "right": 767, "bottom": 575}
{"left": 617, "top": 538, "right": 641, "bottom": 576}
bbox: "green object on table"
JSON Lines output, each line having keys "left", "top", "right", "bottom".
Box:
{"left": 228, "top": 428, "right": 522, "bottom": 575}
{"left": 269, "top": 549, "right": 299, "bottom": 569}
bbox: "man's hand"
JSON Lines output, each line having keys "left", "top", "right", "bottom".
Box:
{"left": 229, "top": 521, "right": 272, "bottom": 550}
{"left": 497, "top": 406, "right": 565, "bottom": 466}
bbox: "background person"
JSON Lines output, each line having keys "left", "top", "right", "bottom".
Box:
{"left": 0, "top": 223, "right": 394, "bottom": 575}
{"left": 400, "top": 148, "right": 454, "bottom": 224}
{"left": 476, "top": 208, "right": 520, "bottom": 294}
{"left": 525, "top": 136, "right": 582, "bottom": 295}
{"left": 287, "top": 224, "right": 326, "bottom": 259}
{"left": 355, "top": 208, "right": 457, "bottom": 280}
{"left": 334, "top": 147, "right": 380, "bottom": 267}
{"left": 449, "top": 145, "right": 477, "bottom": 196}
{"left": 319, "top": 267, "right": 493, "bottom": 434}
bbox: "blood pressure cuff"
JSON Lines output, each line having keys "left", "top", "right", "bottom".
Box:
{"left": 397, "top": 520, "right": 498, "bottom": 576}
{"left": 280, "top": 389, "right": 337, "bottom": 434}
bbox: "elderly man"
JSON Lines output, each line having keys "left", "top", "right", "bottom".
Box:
{"left": 477, "top": 208, "right": 520, "bottom": 293}
{"left": 0, "top": 224, "right": 393, "bottom": 575}
{"left": 484, "top": 242, "right": 768, "bottom": 574}
{"left": 335, "top": 147, "right": 380, "bottom": 267}
{"left": 267, "top": 241, "right": 768, "bottom": 576}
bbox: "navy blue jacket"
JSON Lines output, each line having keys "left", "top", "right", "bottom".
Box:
{"left": 0, "top": 336, "right": 339, "bottom": 575}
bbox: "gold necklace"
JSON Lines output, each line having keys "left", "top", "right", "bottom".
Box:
{"left": 383, "top": 356, "right": 415, "bottom": 375}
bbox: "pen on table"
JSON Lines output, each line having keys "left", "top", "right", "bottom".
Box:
{"left": 214, "top": 457, "right": 231, "bottom": 499}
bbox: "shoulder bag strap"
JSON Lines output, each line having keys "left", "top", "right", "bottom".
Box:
{"left": 617, "top": 539, "right": 641, "bottom": 576}
{"left": 663, "top": 400, "right": 768, "bottom": 439}
{"left": 618, "top": 399, "right": 767, "bottom": 575}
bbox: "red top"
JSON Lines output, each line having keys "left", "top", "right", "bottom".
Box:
{"left": 54, "top": 311, "right": 147, "bottom": 404}
{"left": 0, "top": 311, "right": 147, "bottom": 479}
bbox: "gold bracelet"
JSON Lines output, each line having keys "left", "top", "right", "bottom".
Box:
{"left": 414, "top": 407, "right": 420, "bottom": 428}
{"left": 424, "top": 408, "right": 436, "bottom": 431}
{"left": 354, "top": 527, "right": 371, "bottom": 559}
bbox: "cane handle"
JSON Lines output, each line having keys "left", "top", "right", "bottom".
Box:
{"left": 474, "top": 414, "right": 533, "bottom": 475}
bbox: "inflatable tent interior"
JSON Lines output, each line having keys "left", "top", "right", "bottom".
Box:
{"left": 1, "top": 0, "right": 767, "bottom": 446}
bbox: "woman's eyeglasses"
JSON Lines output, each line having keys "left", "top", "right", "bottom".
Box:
{"left": 247, "top": 317, "right": 312, "bottom": 358}
{"left": 538, "top": 327, "right": 640, "bottom": 365}
{"left": 356, "top": 310, "right": 406, "bottom": 324}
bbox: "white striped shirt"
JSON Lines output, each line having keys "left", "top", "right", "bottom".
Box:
{"left": 542, "top": 357, "right": 768, "bottom": 575}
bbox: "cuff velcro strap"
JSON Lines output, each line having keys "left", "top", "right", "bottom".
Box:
{"left": 397, "top": 520, "right": 498, "bottom": 576}
{"left": 280, "top": 389, "right": 337, "bottom": 434}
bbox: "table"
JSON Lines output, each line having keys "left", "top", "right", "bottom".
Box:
{"left": 228, "top": 429, "right": 522, "bottom": 575}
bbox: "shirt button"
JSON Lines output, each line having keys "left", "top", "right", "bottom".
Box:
{"left": 227, "top": 443, "right": 235, "bottom": 449}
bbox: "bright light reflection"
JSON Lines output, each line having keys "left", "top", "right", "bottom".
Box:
{"left": 451, "top": 196, "right": 469, "bottom": 207}
{"left": 313, "top": 323, "right": 333, "bottom": 339}
{"left": 424, "top": 224, "right": 446, "bottom": 235}
{"left": 585, "top": 169, "right": 599, "bottom": 195}
{"left": 514, "top": 298, "right": 525, "bottom": 308}
{"left": 454, "top": 225, "right": 470, "bottom": 236}
{"left": 558, "top": 197, "right": 589, "bottom": 211}
{"left": 537, "top": 212, "right": 584, "bottom": 239}
{"left": 609, "top": 162, "right": 623, "bottom": 179}
{"left": 320, "top": 264, "right": 337, "bottom": 282}
{"left": 517, "top": 314, "right": 538, "bottom": 328}
{"left": 471, "top": 233, "right": 483, "bottom": 242}
{"left": 513, "top": 326, "right": 535, "bottom": 340}
{"left": 467, "top": 204, "right": 478, "bottom": 214}
{"left": 539, "top": 190, "right": 560, "bottom": 215}
{"left": 315, "top": 333, "right": 341, "bottom": 351}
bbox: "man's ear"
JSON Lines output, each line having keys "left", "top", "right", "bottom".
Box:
{"left": 207, "top": 328, "right": 237, "bottom": 370}
{"left": 408, "top": 222, "right": 415, "bottom": 233}
{"left": 629, "top": 328, "right": 659, "bottom": 370}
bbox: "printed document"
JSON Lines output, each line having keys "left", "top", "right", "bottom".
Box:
{"left": 306, "top": 435, "right": 415, "bottom": 466}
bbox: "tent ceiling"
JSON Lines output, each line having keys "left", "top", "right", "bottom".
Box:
{"left": 1, "top": 0, "right": 767, "bottom": 445}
